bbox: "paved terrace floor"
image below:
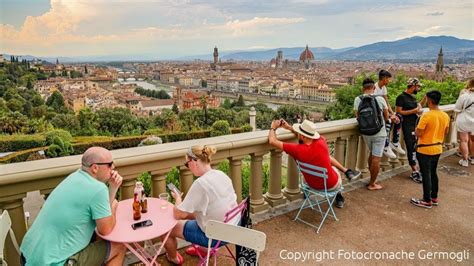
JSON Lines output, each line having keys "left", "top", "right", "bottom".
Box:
{"left": 23, "top": 154, "right": 473, "bottom": 265}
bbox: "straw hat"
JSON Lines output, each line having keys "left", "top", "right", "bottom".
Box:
{"left": 292, "top": 119, "right": 320, "bottom": 139}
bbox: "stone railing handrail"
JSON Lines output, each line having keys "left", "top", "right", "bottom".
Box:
{"left": 0, "top": 104, "right": 456, "bottom": 265}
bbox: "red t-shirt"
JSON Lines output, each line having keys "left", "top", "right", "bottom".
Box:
{"left": 283, "top": 136, "right": 338, "bottom": 190}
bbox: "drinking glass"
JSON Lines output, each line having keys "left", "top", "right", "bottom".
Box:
{"left": 159, "top": 193, "right": 169, "bottom": 209}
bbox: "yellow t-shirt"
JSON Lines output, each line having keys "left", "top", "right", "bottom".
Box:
{"left": 416, "top": 110, "right": 450, "bottom": 155}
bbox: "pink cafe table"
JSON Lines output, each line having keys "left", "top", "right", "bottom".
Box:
{"left": 97, "top": 197, "right": 177, "bottom": 266}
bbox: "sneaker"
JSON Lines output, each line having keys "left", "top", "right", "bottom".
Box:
{"left": 344, "top": 169, "right": 361, "bottom": 181}
{"left": 410, "top": 172, "right": 422, "bottom": 184}
{"left": 390, "top": 142, "right": 406, "bottom": 155}
{"left": 431, "top": 198, "right": 439, "bottom": 206}
{"left": 383, "top": 146, "right": 397, "bottom": 159}
{"left": 470, "top": 158, "right": 474, "bottom": 165}
{"left": 335, "top": 194, "right": 345, "bottom": 208}
{"left": 458, "top": 159, "right": 469, "bottom": 167}
{"left": 456, "top": 151, "right": 463, "bottom": 157}
{"left": 410, "top": 198, "right": 432, "bottom": 209}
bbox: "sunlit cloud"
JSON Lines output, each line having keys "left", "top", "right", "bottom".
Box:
{"left": 426, "top": 11, "right": 444, "bottom": 16}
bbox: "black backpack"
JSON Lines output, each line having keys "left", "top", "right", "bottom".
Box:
{"left": 235, "top": 198, "right": 258, "bottom": 265}
{"left": 357, "top": 95, "right": 384, "bottom": 135}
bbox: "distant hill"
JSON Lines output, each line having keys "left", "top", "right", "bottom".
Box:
{"left": 218, "top": 36, "right": 473, "bottom": 61}
{"left": 332, "top": 36, "right": 474, "bottom": 60}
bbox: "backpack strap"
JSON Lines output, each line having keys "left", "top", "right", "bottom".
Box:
{"left": 464, "top": 102, "right": 474, "bottom": 110}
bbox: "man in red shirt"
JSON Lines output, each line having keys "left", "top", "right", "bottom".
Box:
{"left": 268, "top": 119, "right": 360, "bottom": 208}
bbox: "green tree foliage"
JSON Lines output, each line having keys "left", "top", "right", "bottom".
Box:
{"left": 155, "top": 109, "right": 180, "bottom": 131}
{"left": 51, "top": 114, "right": 80, "bottom": 133}
{"left": 210, "top": 120, "right": 231, "bottom": 137}
{"left": 46, "top": 136, "right": 74, "bottom": 158}
{"left": 24, "top": 118, "right": 53, "bottom": 134}
{"left": 221, "top": 98, "right": 232, "bottom": 109}
{"left": 7, "top": 98, "right": 25, "bottom": 112}
{"left": 325, "top": 73, "right": 465, "bottom": 120}
{"left": 70, "top": 70, "right": 83, "bottom": 79}
{"left": 178, "top": 109, "right": 202, "bottom": 131}
{"left": 234, "top": 95, "right": 245, "bottom": 107}
{"left": 96, "top": 107, "right": 140, "bottom": 136}
{"left": 0, "top": 111, "right": 28, "bottom": 134}
{"left": 275, "top": 105, "right": 308, "bottom": 124}
{"left": 172, "top": 103, "right": 179, "bottom": 114}
{"left": 31, "top": 94, "right": 45, "bottom": 107}
{"left": 134, "top": 87, "right": 171, "bottom": 99}
{"left": 46, "top": 91, "right": 68, "bottom": 113}
{"left": 78, "top": 108, "right": 98, "bottom": 136}
{"left": 0, "top": 99, "right": 8, "bottom": 114}
{"left": 200, "top": 95, "right": 208, "bottom": 125}
{"left": 44, "top": 129, "right": 73, "bottom": 145}
{"left": 26, "top": 79, "right": 33, "bottom": 90}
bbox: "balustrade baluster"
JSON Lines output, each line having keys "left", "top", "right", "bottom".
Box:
{"left": 282, "top": 156, "right": 303, "bottom": 201}
{"left": 346, "top": 135, "right": 358, "bottom": 170}
{"left": 356, "top": 136, "right": 369, "bottom": 178}
{"left": 179, "top": 167, "right": 194, "bottom": 197}
{"left": 2, "top": 196, "right": 27, "bottom": 265}
{"left": 249, "top": 152, "right": 269, "bottom": 213}
{"left": 229, "top": 156, "right": 245, "bottom": 203}
{"left": 151, "top": 170, "right": 168, "bottom": 197}
{"left": 264, "top": 150, "right": 287, "bottom": 207}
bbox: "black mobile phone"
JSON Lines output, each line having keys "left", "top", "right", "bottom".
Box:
{"left": 167, "top": 183, "right": 181, "bottom": 195}
{"left": 131, "top": 219, "right": 153, "bottom": 230}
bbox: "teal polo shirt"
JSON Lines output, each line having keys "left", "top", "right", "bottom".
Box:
{"left": 20, "top": 169, "right": 111, "bottom": 265}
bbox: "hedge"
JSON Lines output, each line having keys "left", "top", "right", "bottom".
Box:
{"left": 0, "top": 134, "right": 45, "bottom": 152}
{"left": 1, "top": 126, "right": 253, "bottom": 163}
{"left": 0, "top": 147, "right": 46, "bottom": 164}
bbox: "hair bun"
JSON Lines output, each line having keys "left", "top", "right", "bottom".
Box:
{"left": 203, "top": 145, "right": 217, "bottom": 157}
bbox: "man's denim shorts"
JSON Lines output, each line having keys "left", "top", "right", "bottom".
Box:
{"left": 183, "top": 220, "right": 226, "bottom": 247}
{"left": 362, "top": 135, "right": 386, "bottom": 157}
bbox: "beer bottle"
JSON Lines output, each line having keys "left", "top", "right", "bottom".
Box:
{"left": 133, "top": 193, "right": 141, "bottom": 220}
{"left": 140, "top": 186, "right": 148, "bottom": 213}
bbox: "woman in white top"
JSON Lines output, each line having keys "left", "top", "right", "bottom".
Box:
{"left": 161, "top": 145, "right": 238, "bottom": 265}
{"left": 454, "top": 79, "right": 474, "bottom": 167}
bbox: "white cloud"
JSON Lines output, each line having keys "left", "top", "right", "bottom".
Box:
{"left": 210, "top": 17, "right": 306, "bottom": 37}
{"left": 0, "top": 0, "right": 470, "bottom": 57}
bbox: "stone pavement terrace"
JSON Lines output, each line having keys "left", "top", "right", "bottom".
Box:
{"left": 2, "top": 104, "right": 472, "bottom": 265}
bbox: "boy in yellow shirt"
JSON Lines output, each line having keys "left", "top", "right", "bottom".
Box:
{"left": 411, "top": 90, "right": 450, "bottom": 209}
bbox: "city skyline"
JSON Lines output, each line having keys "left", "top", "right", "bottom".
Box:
{"left": 0, "top": 0, "right": 472, "bottom": 59}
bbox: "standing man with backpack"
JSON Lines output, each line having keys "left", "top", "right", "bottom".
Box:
{"left": 395, "top": 78, "right": 427, "bottom": 183}
{"left": 354, "top": 78, "right": 389, "bottom": 190}
{"left": 374, "top": 70, "right": 405, "bottom": 159}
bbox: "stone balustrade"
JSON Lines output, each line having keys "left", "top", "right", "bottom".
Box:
{"left": 0, "top": 105, "right": 456, "bottom": 265}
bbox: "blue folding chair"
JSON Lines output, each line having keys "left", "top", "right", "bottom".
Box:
{"left": 294, "top": 160, "right": 343, "bottom": 233}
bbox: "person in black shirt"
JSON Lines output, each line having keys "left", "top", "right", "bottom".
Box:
{"left": 395, "top": 78, "right": 427, "bottom": 183}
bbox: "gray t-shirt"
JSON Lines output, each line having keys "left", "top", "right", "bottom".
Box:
{"left": 353, "top": 94, "right": 388, "bottom": 137}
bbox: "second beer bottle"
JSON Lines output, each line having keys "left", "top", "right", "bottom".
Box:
{"left": 133, "top": 192, "right": 141, "bottom": 220}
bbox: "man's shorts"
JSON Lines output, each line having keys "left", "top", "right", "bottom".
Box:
{"left": 183, "top": 220, "right": 226, "bottom": 248}
{"left": 362, "top": 135, "right": 386, "bottom": 157}
{"left": 66, "top": 240, "right": 110, "bottom": 265}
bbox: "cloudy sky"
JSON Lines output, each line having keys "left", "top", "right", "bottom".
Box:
{"left": 0, "top": 0, "right": 472, "bottom": 59}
